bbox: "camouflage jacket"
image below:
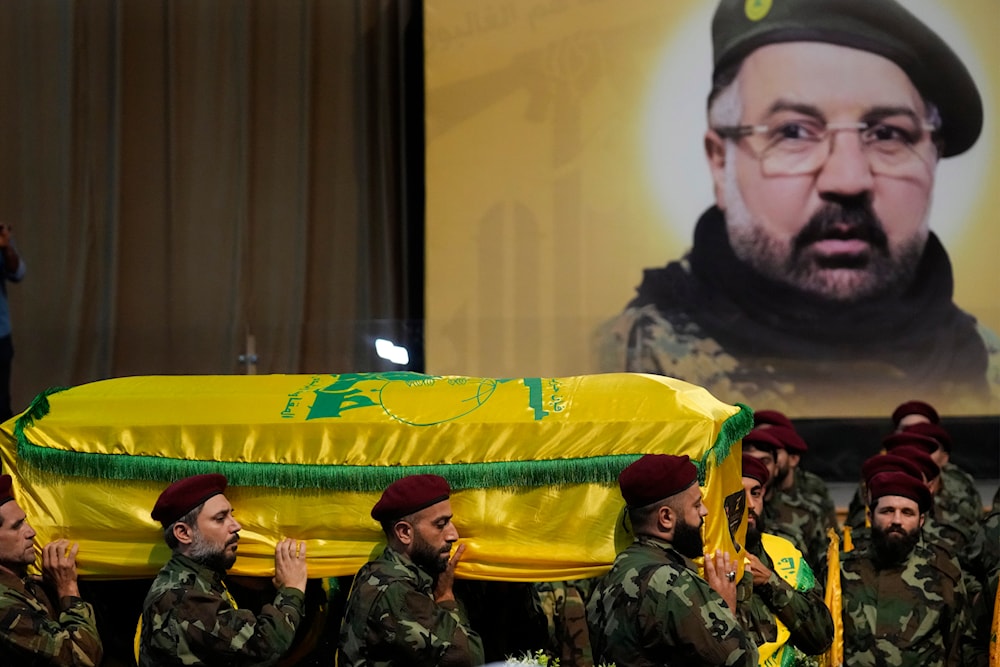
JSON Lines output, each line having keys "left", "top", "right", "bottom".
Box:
{"left": 846, "top": 488, "right": 988, "bottom": 587}
{"left": 937, "top": 462, "right": 984, "bottom": 529}
{"left": 0, "top": 566, "right": 103, "bottom": 666}
{"left": 844, "top": 485, "right": 867, "bottom": 532}
{"left": 585, "top": 535, "right": 757, "bottom": 667}
{"left": 742, "top": 534, "right": 833, "bottom": 659}
{"left": 841, "top": 539, "right": 967, "bottom": 667}
{"left": 766, "top": 475, "right": 833, "bottom": 579}
{"left": 532, "top": 579, "right": 594, "bottom": 667}
{"left": 336, "top": 545, "right": 484, "bottom": 667}
{"left": 138, "top": 553, "right": 304, "bottom": 667}
{"left": 796, "top": 470, "right": 838, "bottom": 532}
{"left": 981, "top": 508, "right": 999, "bottom": 577}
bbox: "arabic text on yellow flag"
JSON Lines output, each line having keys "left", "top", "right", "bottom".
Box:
{"left": 0, "top": 372, "right": 751, "bottom": 580}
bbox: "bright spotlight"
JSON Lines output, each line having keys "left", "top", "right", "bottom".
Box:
{"left": 375, "top": 338, "right": 410, "bottom": 365}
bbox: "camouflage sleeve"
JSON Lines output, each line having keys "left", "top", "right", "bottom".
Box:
{"left": 369, "top": 582, "right": 484, "bottom": 667}
{"left": 533, "top": 580, "right": 594, "bottom": 667}
{"left": 844, "top": 485, "right": 867, "bottom": 531}
{"left": 816, "top": 490, "right": 839, "bottom": 535}
{"left": 757, "top": 570, "right": 833, "bottom": 655}
{"left": 146, "top": 585, "right": 304, "bottom": 665}
{"left": 653, "top": 568, "right": 758, "bottom": 667}
{"left": 0, "top": 592, "right": 103, "bottom": 667}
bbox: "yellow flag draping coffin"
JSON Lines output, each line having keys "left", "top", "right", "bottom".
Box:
{"left": 0, "top": 372, "right": 751, "bottom": 580}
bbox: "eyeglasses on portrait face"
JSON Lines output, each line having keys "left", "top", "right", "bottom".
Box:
{"left": 713, "top": 113, "right": 939, "bottom": 177}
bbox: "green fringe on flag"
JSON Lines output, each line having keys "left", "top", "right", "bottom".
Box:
{"left": 695, "top": 403, "right": 753, "bottom": 485}
{"left": 12, "top": 386, "right": 753, "bottom": 492}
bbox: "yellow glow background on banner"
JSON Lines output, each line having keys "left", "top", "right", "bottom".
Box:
{"left": 0, "top": 373, "right": 750, "bottom": 580}
{"left": 424, "top": 0, "right": 1000, "bottom": 417}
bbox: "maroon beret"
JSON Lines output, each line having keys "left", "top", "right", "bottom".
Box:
{"left": 753, "top": 409, "right": 794, "bottom": 430}
{"left": 151, "top": 474, "right": 228, "bottom": 526}
{"left": 901, "top": 422, "right": 952, "bottom": 454}
{"left": 371, "top": 474, "right": 451, "bottom": 522}
{"left": 742, "top": 428, "right": 784, "bottom": 455}
{"left": 618, "top": 454, "right": 698, "bottom": 508}
{"left": 888, "top": 445, "right": 940, "bottom": 482}
{"left": 0, "top": 474, "right": 13, "bottom": 507}
{"left": 766, "top": 425, "right": 808, "bottom": 455}
{"left": 882, "top": 431, "right": 939, "bottom": 455}
{"left": 868, "top": 471, "right": 932, "bottom": 514}
{"left": 741, "top": 453, "right": 770, "bottom": 486}
{"left": 891, "top": 400, "right": 939, "bottom": 427}
{"left": 861, "top": 453, "right": 924, "bottom": 484}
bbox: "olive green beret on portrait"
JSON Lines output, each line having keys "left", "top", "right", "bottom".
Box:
{"left": 711, "top": 0, "right": 982, "bottom": 157}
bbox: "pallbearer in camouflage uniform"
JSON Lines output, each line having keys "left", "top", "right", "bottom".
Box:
{"left": 754, "top": 422, "right": 834, "bottom": 580}
{"left": 739, "top": 454, "right": 833, "bottom": 663}
{"left": 586, "top": 453, "right": 757, "bottom": 666}
{"left": 0, "top": 474, "right": 103, "bottom": 666}
{"left": 753, "top": 410, "right": 837, "bottom": 535}
{"left": 337, "top": 474, "right": 484, "bottom": 666}
{"left": 139, "top": 473, "right": 308, "bottom": 666}
{"left": 842, "top": 471, "right": 969, "bottom": 666}
{"left": 742, "top": 429, "right": 809, "bottom": 560}
{"left": 532, "top": 579, "right": 594, "bottom": 667}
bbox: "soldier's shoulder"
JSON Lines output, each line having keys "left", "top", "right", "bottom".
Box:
{"left": 799, "top": 470, "right": 831, "bottom": 494}
{"left": 0, "top": 583, "right": 32, "bottom": 613}
{"left": 612, "top": 543, "right": 688, "bottom": 584}
{"left": 643, "top": 560, "right": 703, "bottom": 602}
{"left": 359, "top": 561, "right": 425, "bottom": 610}
{"left": 914, "top": 543, "right": 962, "bottom": 584}
{"left": 594, "top": 302, "right": 711, "bottom": 366}
{"left": 840, "top": 546, "right": 871, "bottom": 569}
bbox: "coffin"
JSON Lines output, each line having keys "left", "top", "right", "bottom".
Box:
{"left": 0, "top": 372, "right": 751, "bottom": 580}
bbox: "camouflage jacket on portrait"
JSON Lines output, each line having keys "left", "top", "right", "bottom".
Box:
{"left": 585, "top": 535, "right": 757, "bottom": 667}
{"left": 336, "top": 545, "right": 484, "bottom": 667}
{"left": 741, "top": 534, "right": 833, "bottom": 658}
{"left": 841, "top": 538, "right": 967, "bottom": 667}
{"left": 595, "top": 293, "right": 1000, "bottom": 417}
{"left": 532, "top": 579, "right": 594, "bottom": 667}
{"left": 0, "top": 566, "right": 103, "bottom": 667}
{"left": 138, "top": 552, "right": 304, "bottom": 667}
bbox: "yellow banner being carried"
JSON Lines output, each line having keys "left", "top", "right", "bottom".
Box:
{"left": 0, "top": 372, "right": 750, "bottom": 580}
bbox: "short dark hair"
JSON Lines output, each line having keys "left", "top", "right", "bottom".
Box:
{"left": 163, "top": 502, "right": 205, "bottom": 550}
{"left": 626, "top": 501, "right": 660, "bottom": 533}
{"left": 380, "top": 512, "right": 418, "bottom": 540}
{"left": 743, "top": 443, "right": 777, "bottom": 459}
{"left": 626, "top": 494, "right": 688, "bottom": 534}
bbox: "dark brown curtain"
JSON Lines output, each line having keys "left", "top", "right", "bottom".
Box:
{"left": 0, "top": 0, "right": 424, "bottom": 412}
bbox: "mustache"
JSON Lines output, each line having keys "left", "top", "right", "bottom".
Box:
{"left": 792, "top": 200, "right": 888, "bottom": 254}
{"left": 226, "top": 535, "right": 240, "bottom": 547}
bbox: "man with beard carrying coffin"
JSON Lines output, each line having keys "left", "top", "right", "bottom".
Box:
{"left": 586, "top": 453, "right": 756, "bottom": 666}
